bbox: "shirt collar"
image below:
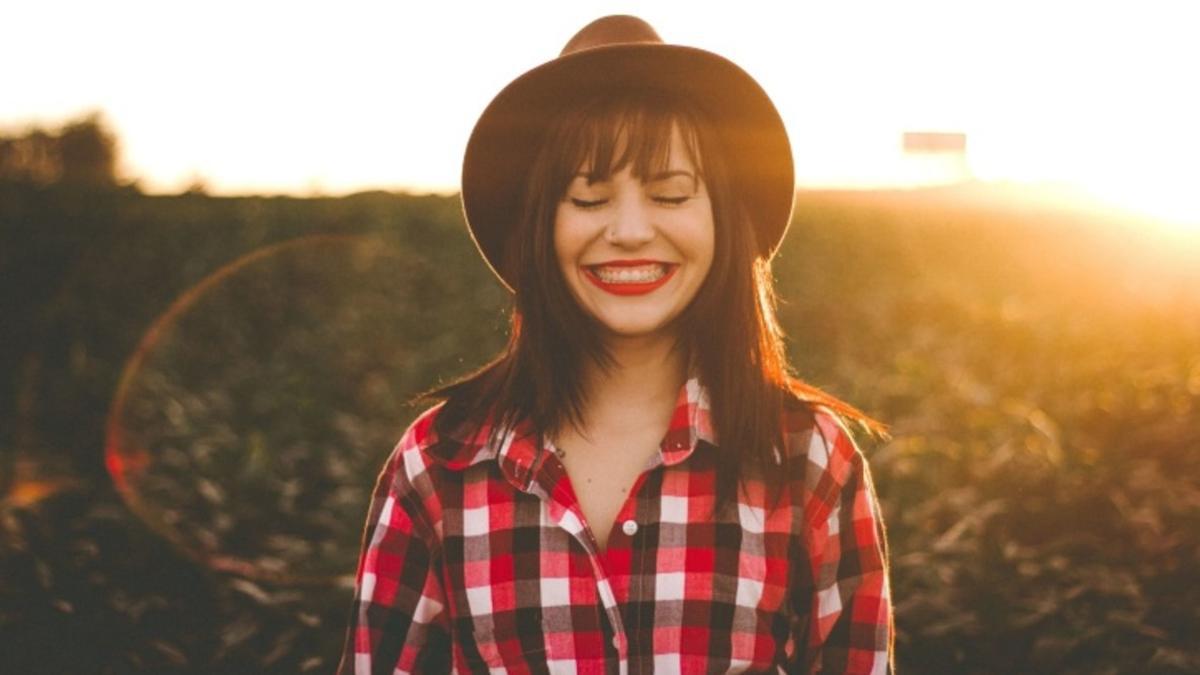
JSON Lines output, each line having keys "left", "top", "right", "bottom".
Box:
{"left": 659, "top": 376, "right": 717, "bottom": 466}
{"left": 425, "top": 376, "right": 718, "bottom": 488}
{"left": 423, "top": 402, "right": 544, "bottom": 491}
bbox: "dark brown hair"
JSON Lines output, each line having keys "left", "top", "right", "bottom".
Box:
{"left": 433, "top": 90, "right": 883, "bottom": 503}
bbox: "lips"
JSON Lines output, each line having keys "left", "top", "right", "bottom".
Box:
{"left": 583, "top": 260, "right": 678, "bottom": 296}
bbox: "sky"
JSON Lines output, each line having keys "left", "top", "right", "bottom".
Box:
{"left": 3, "top": 0, "right": 1197, "bottom": 224}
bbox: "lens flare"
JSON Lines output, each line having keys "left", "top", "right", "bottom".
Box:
{"left": 104, "top": 234, "right": 500, "bottom": 583}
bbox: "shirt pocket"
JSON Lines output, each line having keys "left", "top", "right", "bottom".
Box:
{"left": 471, "top": 614, "right": 549, "bottom": 671}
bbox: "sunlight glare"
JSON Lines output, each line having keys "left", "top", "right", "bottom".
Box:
{"left": 1, "top": 0, "right": 1196, "bottom": 223}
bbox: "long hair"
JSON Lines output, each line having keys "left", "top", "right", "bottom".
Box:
{"left": 432, "top": 90, "right": 883, "bottom": 504}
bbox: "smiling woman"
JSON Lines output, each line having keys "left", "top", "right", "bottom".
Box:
{"left": 340, "top": 15, "right": 893, "bottom": 673}
{"left": 553, "top": 117, "right": 714, "bottom": 340}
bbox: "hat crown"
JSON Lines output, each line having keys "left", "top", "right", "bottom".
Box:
{"left": 560, "top": 15, "right": 663, "bottom": 56}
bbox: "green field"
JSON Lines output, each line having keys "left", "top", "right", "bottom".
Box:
{"left": 2, "top": 182, "right": 1197, "bottom": 673}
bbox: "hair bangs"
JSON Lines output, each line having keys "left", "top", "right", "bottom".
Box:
{"left": 555, "top": 95, "right": 705, "bottom": 193}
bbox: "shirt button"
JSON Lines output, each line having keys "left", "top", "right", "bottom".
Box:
{"left": 621, "top": 519, "right": 638, "bottom": 536}
{"left": 611, "top": 635, "right": 620, "bottom": 649}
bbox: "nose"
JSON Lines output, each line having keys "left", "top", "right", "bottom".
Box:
{"left": 604, "top": 193, "right": 656, "bottom": 248}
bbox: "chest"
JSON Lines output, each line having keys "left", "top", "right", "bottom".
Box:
{"left": 439, "top": 455, "right": 801, "bottom": 672}
{"left": 553, "top": 435, "right": 657, "bottom": 552}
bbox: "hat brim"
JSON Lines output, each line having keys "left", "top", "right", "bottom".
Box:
{"left": 462, "top": 42, "right": 794, "bottom": 291}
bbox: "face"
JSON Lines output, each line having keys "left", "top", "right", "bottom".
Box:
{"left": 553, "top": 125, "right": 715, "bottom": 342}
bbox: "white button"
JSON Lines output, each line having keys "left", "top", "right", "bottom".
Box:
{"left": 621, "top": 520, "right": 638, "bottom": 536}
{"left": 611, "top": 635, "right": 620, "bottom": 649}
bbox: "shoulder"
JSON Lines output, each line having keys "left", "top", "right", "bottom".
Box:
{"left": 382, "top": 397, "right": 500, "bottom": 479}
{"left": 781, "top": 393, "right": 866, "bottom": 495}
{"left": 376, "top": 399, "right": 504, "bottom": 513}
{"left": 370, "top": 403, "right": 457, "bottom": 539}
{"left": 780, "top": 399, "right": 868, "bottom": 534}
{"left": 379, "top": 403, "right": 444, "bottom": 487}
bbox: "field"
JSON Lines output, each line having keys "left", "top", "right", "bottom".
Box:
{"left": 2, "top": 182, "right": 1198, "bottom": 673}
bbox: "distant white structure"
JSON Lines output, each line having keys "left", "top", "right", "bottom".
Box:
{"left": 900, "top": 131, "right": 971, "bottom": 186}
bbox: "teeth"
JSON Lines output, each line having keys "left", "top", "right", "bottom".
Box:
{"left": 592, "top": 264, "right": 668, "bottom": 284}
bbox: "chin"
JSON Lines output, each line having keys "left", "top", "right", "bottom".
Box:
{"left": 605, "top": 327, "right": 665, "bottom": 340}
{"left": 595, "top": 314, "right": 678, "bottom": 341}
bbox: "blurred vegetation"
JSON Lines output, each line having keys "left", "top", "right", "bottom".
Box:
{"left": 2, "top": 151, "right": 1198, "bottom": 672}
{"left": 778, "top": 188, "right": 1199, "bottom": 674}
{"left": 0, "top": 113, "right": 121, "bottom": 189}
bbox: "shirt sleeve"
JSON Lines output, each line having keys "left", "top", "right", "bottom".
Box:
{"left": 794, "top": 412, "right": 894, "bottom": 674}
{"left": 337, "top": 430, "right": 452, "bottom": 675}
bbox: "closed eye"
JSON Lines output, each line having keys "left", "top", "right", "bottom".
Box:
{"left": 570, "top": 197, "right": 608, "bottom": 209}
{"left": 653, "top": 196, "right": 691, "bottom": 206}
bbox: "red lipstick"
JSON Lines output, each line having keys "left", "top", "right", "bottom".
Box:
{"left": 583, "top": 260, "right": 677, "bottom": 296}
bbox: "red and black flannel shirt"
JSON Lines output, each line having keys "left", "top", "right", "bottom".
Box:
{"left": 339, "top": 378, "right": 892, "bottom": 673}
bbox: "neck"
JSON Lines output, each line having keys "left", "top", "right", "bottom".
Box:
{"left": 577, "top": 332, "right": 687, "bottom": 426}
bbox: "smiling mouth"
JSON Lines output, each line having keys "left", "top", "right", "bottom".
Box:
{"left": 583, "top": 262, "right": 677, "bottom": 295}
{"left": 588, "top": 262, "right": 671, "bottom": 284}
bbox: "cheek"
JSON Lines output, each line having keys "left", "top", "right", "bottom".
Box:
{"left": 693, "top": 215, "right": 716, "bottom": 276}
{"left": 552, "top": 210, "right": 572, "bottom": 268}
{"left": 553, "top": 210, "right": 596, "bottom": 269}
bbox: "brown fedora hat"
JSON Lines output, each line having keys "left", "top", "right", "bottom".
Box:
{"left": 461, "top": 15, "right": 795, "bottom": 291}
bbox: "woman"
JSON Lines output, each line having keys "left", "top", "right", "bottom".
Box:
{"left": 341, "top": 15, "right": 892, "bottom": 674}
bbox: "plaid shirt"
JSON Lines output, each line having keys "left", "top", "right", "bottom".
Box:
{"left": 339, "top": 378, "right": 892, "bottom": 674}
